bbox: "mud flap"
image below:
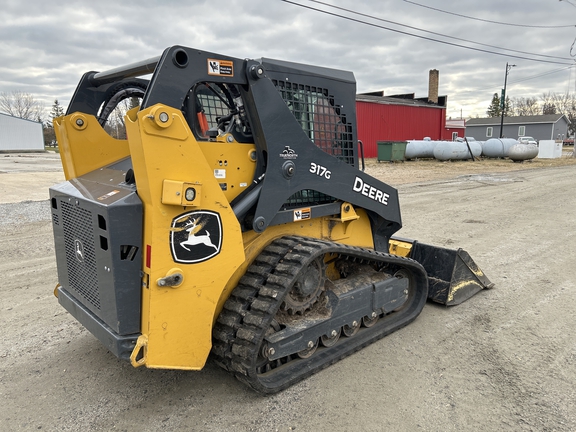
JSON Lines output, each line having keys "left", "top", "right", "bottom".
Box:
{"left": 408, "top": 242, "right": 494, "bottom": 306}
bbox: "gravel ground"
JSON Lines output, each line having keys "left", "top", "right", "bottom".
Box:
{"left": 1, "top": 151, "right": 575, "bottom": 431}
{"left": 0, "top": 152, "right": 64, "bottom": 203}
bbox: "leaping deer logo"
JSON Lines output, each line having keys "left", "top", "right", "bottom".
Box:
{"left": 170, "top": 210, "right": 222, "bottom": 263}
{"left": 180, "top": 218, "right": 218, "bottom": 252}
{"left": 74, "top": 239, "right": 84, "bottom": 263}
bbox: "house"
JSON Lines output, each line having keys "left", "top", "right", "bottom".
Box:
{"left": 0, "top": 113, "right": 44, "bottom": 151}
{"left": 444, "top": 118, "right": 466, "bottom": 141}
{"left": 356, "top": 70, "right": 448, "bottom": 158}
{"left": 465, "top": 114, "right": 570, "bottom": 142}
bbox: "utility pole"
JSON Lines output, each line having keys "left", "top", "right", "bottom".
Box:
{"left": 499, "top": 62, "right": 516, "bottom": 138}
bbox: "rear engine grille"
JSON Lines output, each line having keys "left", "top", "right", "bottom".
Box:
{"left": 61, "top": 201, "right": 100, "bottom": 310}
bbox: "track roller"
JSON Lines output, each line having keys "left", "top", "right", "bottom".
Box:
{"left": 212, "top": 236, "right": 428, "bottom": 394}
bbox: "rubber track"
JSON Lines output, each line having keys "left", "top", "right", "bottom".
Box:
{"left": 211, "top": 236, "right": 428, "bottom": 394}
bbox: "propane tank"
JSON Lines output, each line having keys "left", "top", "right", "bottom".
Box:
{"left": 405, "top": 140, "right": 439, "bottom": 159}
{"left": 508, "top": 143, "right": 539, "bottom": 161}
{"left": 482, "top": 138, "right": 518, "bottom": 158}
{"left": 434, "top": 141, "right": 482, "bottom": 161}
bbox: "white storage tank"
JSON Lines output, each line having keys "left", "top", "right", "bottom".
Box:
{"left": 482, "top": 138, "right": 518, "bottom": 158}
{"left": 405, "top": 140, "right": 439, "bottom": 159}
{"left": 508, "top": 143, "right": 539, "bottom": 162}
{"left": 434, "top": 141, "right": 482, "bottom": 161}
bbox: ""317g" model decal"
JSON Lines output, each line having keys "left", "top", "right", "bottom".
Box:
{"left": 310, "top": 162, "right": 331, "bottom": 179}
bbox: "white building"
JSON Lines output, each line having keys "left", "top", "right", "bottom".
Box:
{"left": 0, "top": 113, "right": 44, "bottom": 151}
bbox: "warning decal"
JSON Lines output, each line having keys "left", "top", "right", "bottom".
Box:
{"left": 293, "top": 208, "right": 311, "bottom": 222}
{"left": 207, "top": 59, "right": 234, "bottom": 77}
{"left": 97, "top": 190, "right": 120, "bottom": 201}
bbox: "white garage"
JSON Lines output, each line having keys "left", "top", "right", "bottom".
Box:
{"left": 0, "top": 113, "right": 44, "bottom": 151}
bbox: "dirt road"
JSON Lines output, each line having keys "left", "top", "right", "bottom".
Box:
{"left": 1, "top": 154, "right": 575, "bottom": 431}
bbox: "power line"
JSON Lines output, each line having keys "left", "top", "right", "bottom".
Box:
{"left": 447, "top": 65, "right": 575, "bottom": 95}
{"left": 281, "top": 0, "right": 575, "bottom": 65}
{"left": 559, "top": 0, "right": 576, "bottom": 9}
{"left": 404, "top": 0, "right": 576, "bottom": 28}
{"left": 307, "top": 0, "right": 573, "bottom": 62}
{"left": 510, "top": 65, "right": 574, "bottom": 85}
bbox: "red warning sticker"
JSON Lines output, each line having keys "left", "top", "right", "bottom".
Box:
{"left": 207, "top": 59, "right": 234, "bottom": 77}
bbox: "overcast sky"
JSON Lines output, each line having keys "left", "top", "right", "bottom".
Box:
{"left": 1, "top": 0, "right": 575, "bottom": 120}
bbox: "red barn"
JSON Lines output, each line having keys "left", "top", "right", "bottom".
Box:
{"left": 356, "top": 69, "right": 453, "bottom": 158}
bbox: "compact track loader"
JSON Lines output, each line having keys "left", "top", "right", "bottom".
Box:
{"left": 50, "top": 45, "right": 492, "bottom": 394}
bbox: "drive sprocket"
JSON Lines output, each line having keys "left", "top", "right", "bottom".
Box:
{"left": 280, "top": 256, "right": 326, "bottom": 314}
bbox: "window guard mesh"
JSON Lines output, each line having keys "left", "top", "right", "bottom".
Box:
{"left": 273, "top": 80, "right": 355, "bottom": 165}
{"left": 274, "top": 80, "right": 354, "bottom": 209}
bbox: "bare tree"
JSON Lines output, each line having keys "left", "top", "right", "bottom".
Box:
{"left": 510, "top": 96, "right": 540, "bottom": 116}
{"left": 547, "top": 92, "right": 576, "bottom": 136}
{"left": 525, "top": 97, "right": 540, "bottom": 115}
{"left": 103, "top": 96, "right": 142, "bottom": 140}
{"left": 542, "top": 102, "right": 557, "bottom": 115}
{"left": 540, "top": 92, "right": 557, "bottom": 114}
{"left": 507, "top": 98, "right": 515, "bottom": 116}
{"left": 550, "top": 92, "right": 573, "bottom": 114}
{"left": 0, "top": 90, "right": 44, "bottom": 121}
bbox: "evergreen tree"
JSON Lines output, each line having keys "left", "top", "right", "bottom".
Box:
{"left": 486, "top": 93, "right": 501, "bottom": 117}
{"left": 45, "top": 100, "right": 64, "bottom": 148}
{"left": 504, "top": 96, "right": 512, "bottom": 117}
{"left": 49, "top": 100, "right": 65, "bottom": 122}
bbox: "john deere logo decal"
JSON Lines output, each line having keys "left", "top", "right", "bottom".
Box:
{"left": 74, "top": 239, "right": 85, "bottom": 263}
{"left": 170, "top": 211, "right": 222, "bottom": 263}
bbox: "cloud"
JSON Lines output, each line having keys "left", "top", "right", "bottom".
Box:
{"left": 0, "top": 0, "right": 574, "bottom": 120}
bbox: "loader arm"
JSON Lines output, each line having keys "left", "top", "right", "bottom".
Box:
{"left": 239, "top": 58, "right": 401, "bottom": 246}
